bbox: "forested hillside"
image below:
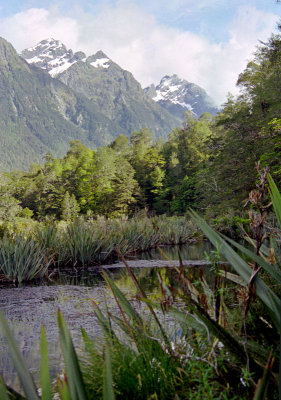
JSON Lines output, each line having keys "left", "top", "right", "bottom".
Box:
{"left": 0, "top": 26, "right": 281, "bottom": 226}
{"left": 0, "top": 37, "right": 181, "bottom": 170}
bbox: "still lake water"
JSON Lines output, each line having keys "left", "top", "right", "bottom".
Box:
{"left": 0, "top": 241, "right": 215, "bottom": 389}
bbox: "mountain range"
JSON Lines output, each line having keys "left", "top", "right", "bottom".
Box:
{"left": 0, "top": 37, "right": 218, "bottom": 170}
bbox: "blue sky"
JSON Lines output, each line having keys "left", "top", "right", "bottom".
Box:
{"left": 0, "top": 0, "right": 280, "bottom": 104}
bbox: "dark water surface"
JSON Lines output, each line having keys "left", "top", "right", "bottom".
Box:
{"left": 0, "top": 242, "right": 215, "bottom": 390}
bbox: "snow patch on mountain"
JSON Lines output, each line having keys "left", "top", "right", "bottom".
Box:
{"left": 90, "top": 58, "right": 110, "bottom": 68}
{"left": 26, "top": 55, "right": 45, "bottom": 63}
{"left": 21, "top": 39, "right": 112, "bottom": 77}
{"left": 145, "top": 74, "right": 218, "bottom": 119}
{"left": 49, "top": 60, "right": 77, "bottom": 76}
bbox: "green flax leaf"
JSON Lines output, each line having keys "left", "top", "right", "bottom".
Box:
{"left": 40, "top": 325, "right": 52, "bottom": 400}
{"left": 103, "top": 345, "right": 115, "bottom": 400}
{"left": 0, "top": 311, "right": 39, "bottom": 400}
{"left": 189, "top": 210, "right": 281, "bottom": 331}
{"left": 57, "top": 310, "right": 87, "bottom": 400}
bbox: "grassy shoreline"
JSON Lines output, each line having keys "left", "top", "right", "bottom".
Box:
{"left": 0, "top": 215, "right": 199, "bottom": 283}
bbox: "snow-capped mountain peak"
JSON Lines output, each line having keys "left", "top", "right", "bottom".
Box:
{"left": 21, "top": 39, "right": 112, "bottom": 77}
{"left": 25, "top": 38, "right": 66, "bottom": 55}
{"left": 145, "top": 74, "right": 218, "bottom": 118}
{"left": 152, "top": 75, "right": 193, "bottom": 110}
{"left": 87, "top": 50, "right": 110, "bottom": 69}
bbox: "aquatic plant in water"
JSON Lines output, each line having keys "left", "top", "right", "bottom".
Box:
{"left": 0, "top": 235, "right": 51, "bottom": 283}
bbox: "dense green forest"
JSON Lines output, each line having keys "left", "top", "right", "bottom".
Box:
{"left": 1, "top": 26, "right": 281, "bottom": 232}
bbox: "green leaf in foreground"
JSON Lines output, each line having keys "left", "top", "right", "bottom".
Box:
{"left": 0, "top": 374, "right": 10, "bottom": 400}
{"left": 58, "top": 377, "right": 72, "bottom": 400}
{"left": 57, "top": 310, "right": 87, "bottom": 400}
{"left": 221, "top": 234, "right": 281, "bottom": 285}
{"left": 267, "top": 174, "right": 281, "bottom": 400}
{"left": 0, "top": 310, "right": 39, "bottom": 400}
{"left": 91, "top": 299, "right": 116, "bottom": 341}
{"left": 188, "top": 209, "right": 281, "bottom": 331}
{"left": 40, "top": 325, "right": 52, "bottom": 400}
{"left": 103, "top": 345, "right": 115, "bottom": 400}
{"left": 268, "top": 173, "right": 281, "bottom": 229}
{"left": 102, "top": 272, "right": 143, "bottom": 327}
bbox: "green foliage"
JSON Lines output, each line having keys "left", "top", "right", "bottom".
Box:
{"left": 159, "top": 113, "right": 214, "bottom": 213}
{"left": 1, "top": 24, "right": 281, "bottom": 400}
{"left": 189, "top": 209, "right": 281, "bottom": 330}
{"left": 260, "top": 118, "right": 281, "bottom": 185}
{"left": 57, "top": 311, "right": 88, "bottom": 400}
{"left": 187, "top": 175, "right": 281, "bottom": 398}
{"left": 0, "top": 235, "right": 51, "bottom": 282}
{"left": 40, "top": 326, "right": 52, "bottom": 400}
{"left": 0, "top": 310, "right": 40, "bottom": 399}
{"left": 61, "top": 192, "right": 80, "bottom": 221}
{"left": 130, "top": 129, "right": 166, "bottom": 210}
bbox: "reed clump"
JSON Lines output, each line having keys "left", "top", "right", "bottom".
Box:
{"left": 0, "top": 215, "right": 197, "bottom": 281}
{"left": 0, "top": 234, "right": 51, "bottom": 283}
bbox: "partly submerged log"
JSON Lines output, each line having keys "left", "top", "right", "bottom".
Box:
{"left": 100, "top": 259, "right": 226, "bottom": 270}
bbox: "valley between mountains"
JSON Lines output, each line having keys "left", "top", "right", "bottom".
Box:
{"left": 0, "top": 37, "right": 217, "bottom": 170}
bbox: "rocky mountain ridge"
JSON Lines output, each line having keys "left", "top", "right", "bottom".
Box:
{"left": 0, "top": 37, "right": 121, "bottom": 170}
{"left": 22, "top": 39, "right": 218, "bottom": 121}
{"left": 145, "top": 75, "right": 218, "bottom": 118}
{"left": 21, "top": 39, "right": 112, "bottom": 77}
{"left": 0, "top": 36, "right": 219, "bottom": 170}
{"left": 0, "top": 37, "right": 181, "bottom": 170}
{"left": 21, "top": 39, "right": 182, "bottom": 141}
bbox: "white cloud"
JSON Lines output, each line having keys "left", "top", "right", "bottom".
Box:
{"left": 0, "top": 7, "right": 80, "bottom": 51}
{"left": 0, "top": 3, "right": 279, "bottom": 105}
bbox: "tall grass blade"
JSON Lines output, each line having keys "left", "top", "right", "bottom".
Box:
{"left": 57, "top": 310, "right": 87, "bottom": 400}
{"left": 108, "top": 314, "right": 136, "bottom": 338}
{"left": 40, "top": 325, "right": 52, "bottom": 400}
{"left": 217, "top": 270, "right": 246, "bottom": 286}
{"left": 103, "top": 345, "right": 115, "bottom": 400}
{"left": 102, "top": 272, "right": 142, "bottom": 326}
{"left": 58, "top": 376, "right": 72, "bottom": 400}
{"left": 0, "top": 311, "right": 39, "bottom": 400}
{"left": 91, "top": 299, "right": 116, "bottom": 341}
{"left": 0, "top": 382, "right": 25, "bottom": 400}
{"left": 268, "top": 174, "right": 281, "bottom": 229}
{"left": 102, "top": 272, "right": 141, "bottom": 345}
{"left": 145, "top": 298, "right": 251, "bottom": 366}
{"left": 81, "top": 327, "right": 96, "bottom": 354}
